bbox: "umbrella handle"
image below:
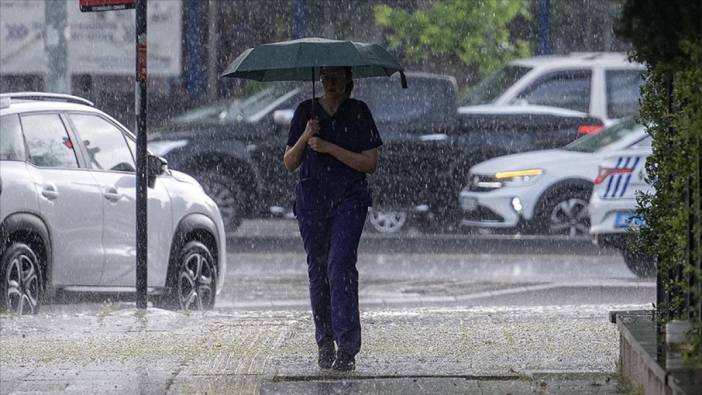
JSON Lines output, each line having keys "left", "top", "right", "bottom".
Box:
{"left": 310, "top": 67, "right": 316, "bottom": 119}
{"left": 400, "top": 71, "right": 408, "bottom": 89}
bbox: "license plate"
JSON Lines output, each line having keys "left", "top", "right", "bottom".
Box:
{"left": 614, "top": 212, "right": 645, "bottom": 228}
{"left": 461, "top": 197, "right": 478, "bottom": 211}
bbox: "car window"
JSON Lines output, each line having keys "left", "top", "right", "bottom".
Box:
{"left": 169, "top": 84, "right": 295, "bottom": 125}
{"left": 516, "top": 70, "right": 591, "bottom": 113}
{"left": 21, "top": 113, "right": 79, "bottom": 168}
{"left": 354, "top": 77, "right": 456, "bottom": 130}
{"left": 69, "top": 113, "right": 135, "bottom": 172}
{"left": 0, "top": 114, "right": 26, "bottom": 161}
{"left": 564, "top": 119, "right": 642, "bottom": 153}
{"left": 606, "top": 70, "right": 643, "bottom": 119}
{"left": 460, "top": 65, "right": 532, "bottom": 105}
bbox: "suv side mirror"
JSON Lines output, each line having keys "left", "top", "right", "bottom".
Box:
{"left": 273, "top": 109, "right": 294, "bottom": 128}
{"left": 147, "top": 154, "right": 168, "bottom": 188}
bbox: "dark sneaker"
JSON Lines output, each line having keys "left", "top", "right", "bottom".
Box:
{"left": 332, "top": 350, "right": 355, "bottom": 372}
{"left": 318, "top": 342, "right": 335, "bottom": 369}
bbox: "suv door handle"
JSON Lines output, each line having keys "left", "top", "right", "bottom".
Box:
{"left": 41, "top": 184, "right": 59, "bottom": 200}
{"left": 103, "top": 187, "right": 122, "bottom": 202}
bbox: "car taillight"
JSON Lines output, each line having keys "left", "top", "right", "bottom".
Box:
{"left": 594, "top": 166, "right": 633, "bottom": 185}
{"left": 577, "top": 124, "right": 604, "bottom": 135}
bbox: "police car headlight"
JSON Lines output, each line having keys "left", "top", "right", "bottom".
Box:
{"left": 494, "top": 169, "right": 544, "bottom": 185}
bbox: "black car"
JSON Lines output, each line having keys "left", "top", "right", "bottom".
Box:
{"left": 148, "top": 73, "right": 456, "bottom": 232}
{"left": 149, "top": 72, "right": 603, "bottom": 233}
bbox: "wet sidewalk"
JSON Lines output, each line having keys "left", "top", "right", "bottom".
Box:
{"left": 0, "top": 305, "right": 640, "bottom": 394}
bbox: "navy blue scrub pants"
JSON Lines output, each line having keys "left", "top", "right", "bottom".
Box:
{"left": 297, "top": 207, "right": 367, "bottom": 356}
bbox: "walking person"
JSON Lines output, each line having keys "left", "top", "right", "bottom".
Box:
{"left": 283, "top": 66, "right": 382, "bottom": 371}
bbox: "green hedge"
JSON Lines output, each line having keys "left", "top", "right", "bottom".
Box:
{"left": 618, "top": 0, "right": 702, "bottom": 366}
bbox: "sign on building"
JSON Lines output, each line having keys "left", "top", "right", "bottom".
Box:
{"left": 79, "top": 0, "right": 136, "bottom": 12}
{"left": 0, "top": 0, "right": 180, "bottom": 76}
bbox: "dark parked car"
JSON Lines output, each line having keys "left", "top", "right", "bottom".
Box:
{"left": 149, "top": 72, "right": 604, "bottom": 233}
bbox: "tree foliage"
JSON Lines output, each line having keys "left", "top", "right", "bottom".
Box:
{"left": 374, "top": 0, "right": 531, "bottom": 77}
{"left": 617, "top": 0, "right": 702, "bottom": 69}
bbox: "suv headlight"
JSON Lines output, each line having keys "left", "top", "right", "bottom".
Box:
{"left": 148, "top": 139, "right": 189, "bottom": 156}
{"left": 494, "top": 169, "right": 543, "bottom": 186}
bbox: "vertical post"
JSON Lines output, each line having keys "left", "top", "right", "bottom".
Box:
{"left": 206, "top": 0, "right": 218, "bottom": 101}
{"left": 184, "top": 0, "right": 205, "bottom": 102}
{"left": 535, "top": 0, "right": 551, "bottom": 55}
{"left": 699, "top": 133, "right": 702, "bottom": 329}
{"left": 657, "top": 74, "right": 674, "bottom": 361}
{"left": 45, "top": 0, "right": 71, "bottom": 93}
{"left": 292, "top": 0, "right": 306, "bottom": 39}
{"left": 135, "top": 0, "right": 148, "bottom": 309}
{"left": 687, "top": 176, "right": 694, "bottom": 319}
{"left": 699, "top": 128, "right": 702, "bottom": 328}
{"left": 668, "top": 76, "right": 684, "bottom": 320}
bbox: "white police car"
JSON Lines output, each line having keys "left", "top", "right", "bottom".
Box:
{"left": 0, "top": 93, "right": 226, "bottom": 314}
{"left": 589, "top": 140, "right": 654, "bottom": 277}
{"left": 459, "top": 119, "right": 647, "bottom": 236}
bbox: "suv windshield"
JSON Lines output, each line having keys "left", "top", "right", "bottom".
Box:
{"left": 563, "top": 119, "right": 642, "bottom": 153}
{"left": 460, "top": 65, "right": 531, "bottom": 105}
{"left": 169, "top": 84, "right": 294, "bottom": 125}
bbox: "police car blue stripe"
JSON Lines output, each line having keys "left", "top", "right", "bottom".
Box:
{"left": 611, "top": 174, "right": 624, "bottom": 198}
{"left": 612, "top": 156, "right": 632, "bottom": 197}
{"left": 604, "top": 175, "right": 615, "bottom": 198}
{"left": 609, "top": 157, "right": 629, "bottom": 198}
{"left": 619, "top": 156, "right": 641, "bottom": 197}
{"left": 604, "top": 157, "right": 624, "bottom": 198}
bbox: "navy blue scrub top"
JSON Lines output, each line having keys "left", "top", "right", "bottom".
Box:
{"left": 287, "top": 98, "right": 383, "bottom": 216}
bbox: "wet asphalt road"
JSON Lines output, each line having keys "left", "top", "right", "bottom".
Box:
{"left": 1, "top": 220, "right": 656, "bottom": 394}
{"left": 220, "top": 220, "right": 655, "bottom": 311}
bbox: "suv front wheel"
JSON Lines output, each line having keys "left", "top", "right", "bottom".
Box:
{"left": 1, "top": 243, "right": 42, "bottom": 315}
{"left": 157, "top": 240, "right": 217, "bottom": 311}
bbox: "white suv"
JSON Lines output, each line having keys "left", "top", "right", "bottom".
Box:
{"left": 459, "top": 52, "right": 645, "bottom": 125}
{"left": 0, "top": 93, "right": 226, "bottom": 314}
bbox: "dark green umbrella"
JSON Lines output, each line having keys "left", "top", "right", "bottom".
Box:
{"left": 221, "top": 37, "right": 407, "bottom": 104}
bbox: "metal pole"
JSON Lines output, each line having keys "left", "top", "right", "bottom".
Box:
{"left": 185, "top": 0, "right": 205, "bottom": 102}
{"left": 206, "top": 0, "right": 218, "bottom": 101}
{"left": 687, "top": 175, "right": 694, "bottom": 319}
{"left": 135, "top": 0, "right": 148, "bottom": 309}
{"left": 666, "top": 75, "right": 678, "bottom": 319}
{"left": 292, "top": 0, "right": 306, "bottom": 39}
{"left": 699, "top": 129, "right": 702, "bottom": 328}
{"left": 535, "top": 0, "right": 551, "bottom": 55}
{"left": 657, "top": 74, "right": 674, "bottom": 360}
{"left": 45, "top": 0, "right": 71, "bottom": 93}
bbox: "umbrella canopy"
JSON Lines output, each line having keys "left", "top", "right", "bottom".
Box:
{"left": 221, "top": 37, "right": 407, "bottom": 88}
